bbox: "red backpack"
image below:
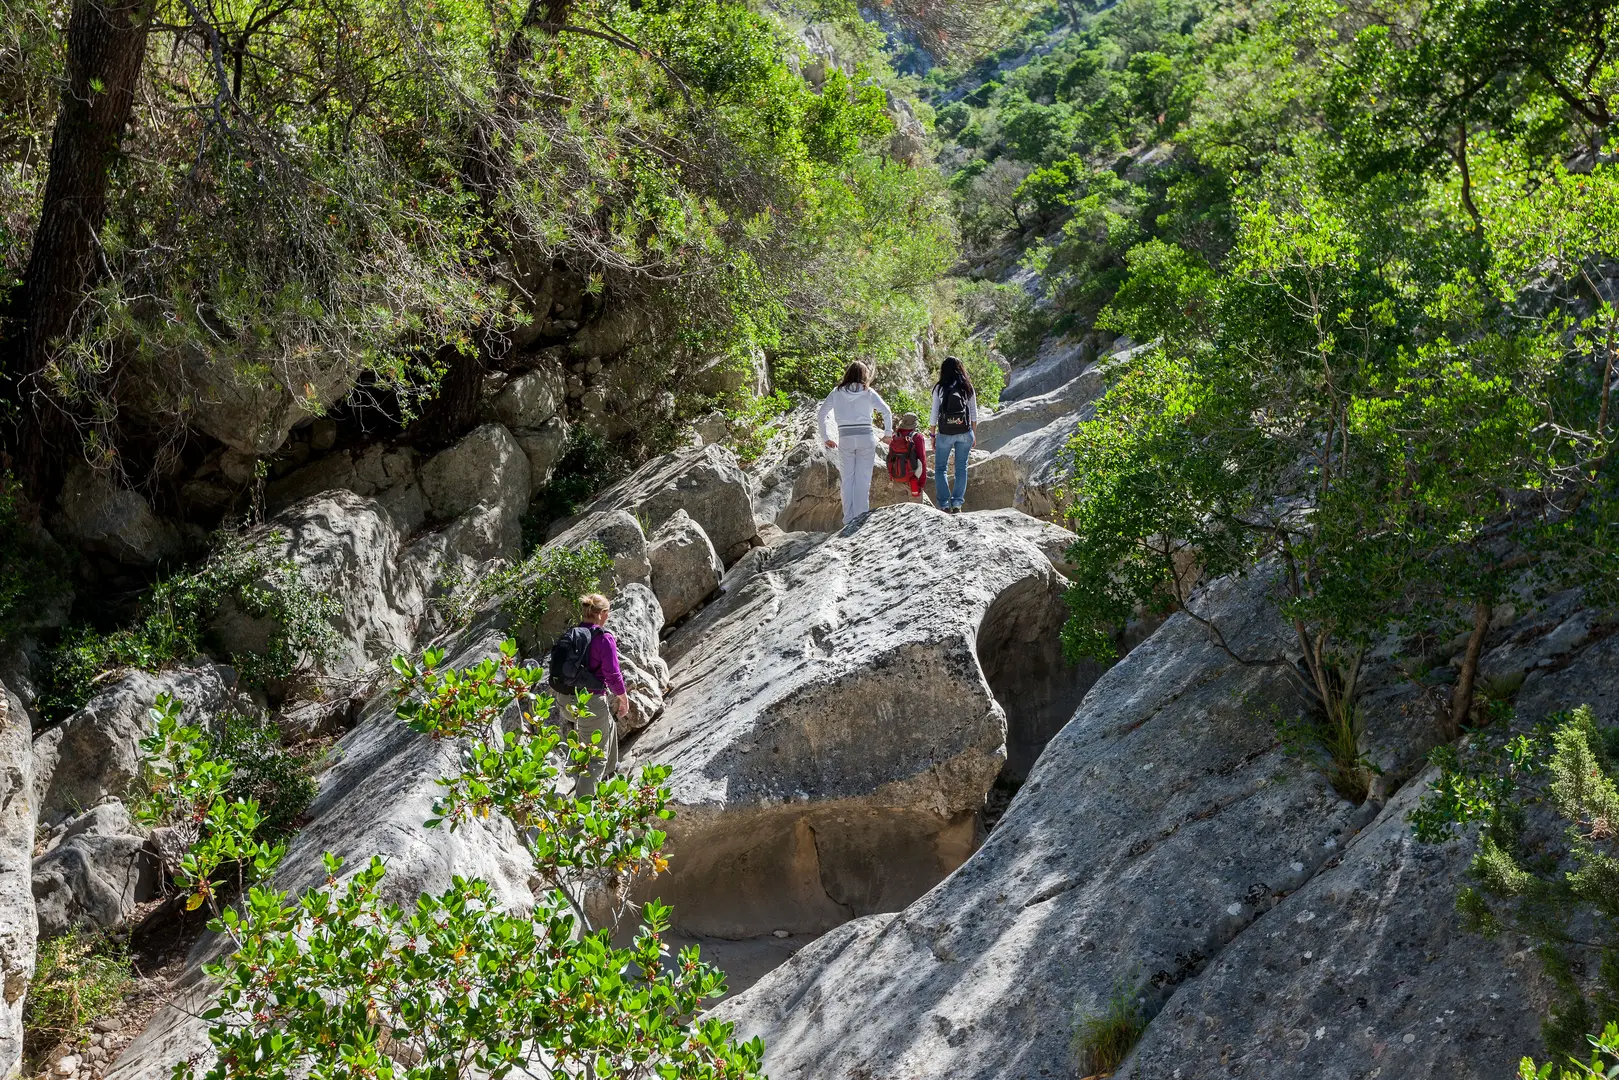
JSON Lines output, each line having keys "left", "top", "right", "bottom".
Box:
{"left": 887, "top": 431, "right": 922, "bottom": 482}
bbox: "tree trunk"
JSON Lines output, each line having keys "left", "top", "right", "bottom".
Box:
{"left": 1445, "top": 598, "right": 1493, "bottom": 741}
{"left": 407, "top": 343, "right": 489, "bottom": 449}
{"left": 6, "top": 0, "right": 152, "bottom": 505}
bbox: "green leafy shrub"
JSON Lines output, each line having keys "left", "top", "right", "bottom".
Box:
{"left": 527, "top": 427, "right": 625, "bottom": 530}
{"left": 434, "top": 541, "right": 612, "bottom": 650}
{"left": 1412, "top": 706, "right": 1619, "bottom": 1062}
{"left": 35, "top": 532, "right": 340, "bottom": 721}
{"left": 1520, "top": 1022, "right": 1619, "bottom": 1079}
{"left": 1072, "top": 979, "right": 1146, "bottom": 1076}
{"left": 167, "top": 640, "right": 765, "bottom": 1080}
{"left": 135, "top": 693, "right": 300, "bottom": 908}
{"left": 22, "top": 930, "right": 134, "bottom": 1065}
{"left": 724, "top": 389, "right": 792, "bottom": 465}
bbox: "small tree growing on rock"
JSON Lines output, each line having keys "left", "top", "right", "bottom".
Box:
{"left": 158, "top": 639, "right": 762, "bottom": 1080}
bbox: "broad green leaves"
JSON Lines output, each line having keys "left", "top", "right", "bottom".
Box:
{"left": 176, "top": 640, "right": 760, "bottom": 1080}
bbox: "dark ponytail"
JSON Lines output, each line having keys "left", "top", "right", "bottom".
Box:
{"left": 935, "top": 356, "right": 974, "bottom": 398}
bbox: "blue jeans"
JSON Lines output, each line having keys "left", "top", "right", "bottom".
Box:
{"left": 934, "top": 431, "right": 973, "bottom": 507}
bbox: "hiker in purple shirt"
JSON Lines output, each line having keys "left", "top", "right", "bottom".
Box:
{"left": 556, "top": 592, "right": 627, "bottom": 797}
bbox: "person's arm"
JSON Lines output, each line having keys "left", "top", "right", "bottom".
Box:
{"left": 816, "top": 393, "right": 836, "bottom": 448}
{"left": 588, "top": 630, "right": 630, "bottom": 716}
{"left": 872, "top": 390, "right": 894, "bottom": 438}
{"left": 928, "top": 386, "right": 939, "bottom": 435}
{"left": 968, "top": 392, "right": 979, "bottom": 434}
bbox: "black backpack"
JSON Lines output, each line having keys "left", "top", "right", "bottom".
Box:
{"left": 939, "top": 383, "right": 971, "bottom": 435}
{"left": 548, "top": 625, "right": 606, "bottom": 693}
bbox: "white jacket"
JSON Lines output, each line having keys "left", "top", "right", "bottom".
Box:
{"left": 817, "top": 386, "right": 894, "bottom": 448}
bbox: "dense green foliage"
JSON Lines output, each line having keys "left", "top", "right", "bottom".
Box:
{"left": 434, "top": 538, "right": 612, "bottom": 646}
{"left": 160, "top": 640, "right": 762, "bottom": 1080}
{"left": 36, "top": 531, "right": 339, "bottom": 720}
{"left": 1030, "top": 0, "right": 1615, "bottom": 789}
{"left": 1413, "top": 707, "right": 1619, "bottom": 1064}
{"left": 2, "top": 0, "right": 958, "bottom": 460}
{"left": 138, "top": 693, "right": 319, "bottom": 842}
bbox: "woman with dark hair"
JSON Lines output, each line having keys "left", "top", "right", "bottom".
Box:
{"left": 928, "top": 356, "right": 979, "bottom": 513}
{"left": 816, "top": 360, "right": 895, "bottom": 525}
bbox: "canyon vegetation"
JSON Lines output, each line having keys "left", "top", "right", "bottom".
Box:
{"left": 0, "top": 0, "right": 1616, "bottom": 1078}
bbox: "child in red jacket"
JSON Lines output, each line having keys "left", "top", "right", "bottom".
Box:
{"left": 887, "top": 412, "right": 929, "bottom": 498}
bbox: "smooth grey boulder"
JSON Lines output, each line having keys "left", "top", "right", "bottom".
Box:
{"left": 266, "top": 444, "right": 425, "bottom": 532}
{"left": 52, "top": 464, "right": 180, "bottom": 566}
{"left": 516, "top": 417, "right": 569, "bottom": 495}
{"left": 32, "top": 802, "right": 158, "bottom": 939}
{"left": 959, "top": 508, "right": 1080, "bottom": 578}
{"left": 555, "top": 444, "right": 756, "bottom": 564}
{"left": 647, "top": 510, "right": 722, "bottom": 624}
{"left": 106, "top": 623, "right": 536, "bottom": 1080}
{"left": 0, "top": 682, "right": 35, "bottom": 1080}
{"left": 164, "top": 350, "right": 356, "bottom": 456}
{"left": 625, "top": 503, "right": 1101, "bottom": 939}
{"left": 772, "top": 441, "right": 931, "bottom": 534}
{"left": 714, "top": 570, "right": 1388, "bottom": 1079}
{"left": 213, "top": 491, "right": 424, "bottom": 678}
{"left": 1123, "top": 768, "right": 1541, "bottom": 1080}
{"left": 32, "top": 664, "right": 233, "bottom": 829}
{"left": 419, "top": 423, "right": 530, "bottom": 524}
{"left": 609, "top": 583, "right": 670, "bottom": 736}
{"left": 492, "top": 366, "right": 564, "bottom": 432}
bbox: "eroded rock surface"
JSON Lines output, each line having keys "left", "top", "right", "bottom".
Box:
{"left": 647, "top": 510, "right": 722, "bottom": 624}
{"left": 559, "top": 444, "right": 756, "bottom": 563}
{"left": 32, "top": 665, "right": 234, "bottom": 829}
{"left": 1123, "top": 771, "right": 1541, "bottom": 1079}
{"left": 715, "top": 571, "right": 1385, "bottom": 1078}
{"left": 32, "top": 802, "right": 157, "bottom": 939}
{"left": 625, "top": 503, "right": 1101, "bottom": 940}
{"left": 215, "top": 491, "right": 424, "bottom": 678}
{"left": 0, "top": 682, "right": 34, "bottom": 1080}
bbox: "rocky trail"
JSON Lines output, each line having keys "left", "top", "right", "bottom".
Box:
{"left": 2, "top": 349, "right": 1612, "bottom": 1080}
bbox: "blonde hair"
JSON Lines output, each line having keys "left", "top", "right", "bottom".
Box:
{"left": 580, "top": 593, "right": 611, "bottom": 619}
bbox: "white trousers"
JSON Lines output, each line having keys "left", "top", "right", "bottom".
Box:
{"left": 837, "top": 443, "right": 876, "bottom": 525}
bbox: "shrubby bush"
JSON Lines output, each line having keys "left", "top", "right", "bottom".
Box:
{"left": 148, "top": 641, "right": 763, "bottom": 1080}
{"left": 35, "top": 532, "right": 340, "bottom": 721}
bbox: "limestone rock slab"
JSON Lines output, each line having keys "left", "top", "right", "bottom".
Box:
{"left": 626, "top": 504, "right": 1099, "bottom": 940}
{"left": 714, "top": 570, "right": 1383, "bottom": 1079}
{"left": 0, "top": 682, "right": 35, "bottom": 1080}
{"left": 647, "top": 510, "right": 722, "bottom": 624}
{"left": 32, "top": 803, "right": 158, "bottom": 939}
{"left": 214, "top": 491, "right": 424, "bottom": 679}
{"left": 556, "top": 444, "right": 756, "bottom": 564}
{"left": 32, "top": 665, "right": 234, "bottom": 829}
{"left": 1124, "top": 769, "right": 1542, "bottom": 1079}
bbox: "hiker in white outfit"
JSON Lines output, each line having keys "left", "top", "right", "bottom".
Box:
{"left": 816, "top": 361, "right": 894, "bottom": 526}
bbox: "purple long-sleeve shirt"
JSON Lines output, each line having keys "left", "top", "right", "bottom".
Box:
{"left": 584, "top": 626, "right": 626, "bottom": 696}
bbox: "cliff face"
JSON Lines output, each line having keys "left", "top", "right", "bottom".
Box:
{"left": 717, "top": 567, "right": 1614, "bottom": 1078}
